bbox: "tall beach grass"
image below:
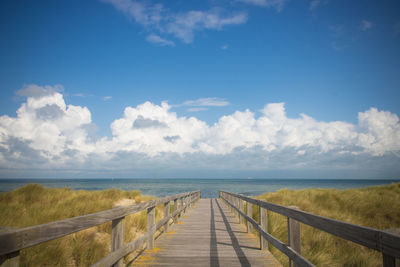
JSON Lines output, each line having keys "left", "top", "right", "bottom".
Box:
{"left": 0, "top": 184, "right": 164, "bottom": 266}
{"left": 252, "top": 182, "right": 400, "bottom": 266}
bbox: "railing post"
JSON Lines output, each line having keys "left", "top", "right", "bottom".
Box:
{"left": 234, "top": 197, "right": 239, "bottom": 221}
{"left": 260, "top": 206, "right": 268, "bottom": 250}
{"left": 382, "top": 253, "right": 396, "bottom": 267}
{"left": 0, "top": 251, "right": 20, "bottom": 267}
{"left": 180, "top": 197, "right": 184, "bottom": 216}
{"left": 111, "top": 217, "right": 125, "bottom": 267}
{"left": 164, "top": 201, "right": 170, "bottom": 233}
{"left": 147, "top": 207, "right": 155, "bottom": 250}
{"left": 173, "top": 198, "right": 178, "bottom": 223}
{"left": 247, "top": 201, "right": 252, "bottom": 233}
{"left": 239, "top": 198, "right": 244, "bottom": 224}
{"left": 288, "top": 206, "right": 301, "bottom": 267}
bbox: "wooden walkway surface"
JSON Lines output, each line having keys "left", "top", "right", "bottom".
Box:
{"left": 132, "top": 198, "right": 281, "bottom": 266}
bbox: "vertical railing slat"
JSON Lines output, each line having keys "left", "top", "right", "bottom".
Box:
{"left": 382, "top": 253, "right": 396, "bottom": 267}
{"left": 247, "top": 202, "right": 253, "bottom": 233}
{"left": 147, "top": 207, "right": 155, "bottom": 250}
{"left": 260, "top": 207, "right": 268, "bottom": 250}
{"left": 288, "top": 206, "right": 301, "bottom": 267}
{"left": 0, "top": 251, "right": 20, "bottom": 267}
{"left": 164, "top": 201, "right": 170, "bottom": 233}
{"left": 239, "top": 199, "right": 244, "bottom": 224}
{"left": 111, "top": 217, "right": 125, "bottom": 267}
{"left": 173, "top": 199, "right": 178, "bottom": 223}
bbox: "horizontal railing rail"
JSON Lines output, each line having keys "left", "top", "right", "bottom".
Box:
{"left": 220, "top": 190, "right": 400, "bottom": 267}
{"left": 0, "top": 190, "right": 201, "bottom": 267}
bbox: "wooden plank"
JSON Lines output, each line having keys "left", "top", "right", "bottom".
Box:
{"left": 164, "top": 202, "right": 170, "bottom": 233}
{"left": 173, "top": 199, "right": 178, "bottom": 223}
{"left": 0, "top": 191, "right": 199, "bottom": 256}
{"left": 111, "top": 217, "right": 124, "bottom": 267}
{"left": 0, "top": 251, "right": 19, "bottom": 267}
{"left": 220, "top": 191, "right": 400, "bottom": 258}
{"left": 288, "top": 206, "right": 301, "bottom": 267}
{"left": 92, "top": 233, "right": 150, "bottom": 267}
{"left": 383, "top": 253, "right": 396, "bottom": 267}
{"left": 93, "top": 194, "right": 199, "bottom": 267}
{"left": 260, "top": 206, "right": 269, "bottom": 250}
{"left": 133, "top": 199, "right": 282, "bottom": 267}
{"left": 221, "top": 194, "right": 314, "bottom": 267}
{"left": 246, "top": 202, "right": 252, "bottom": 233}
{"left": 147, "top": 207, "right": 155, "bottom": 250}
{"left": 239, "top": 199, "right": 244, "bottom": 224}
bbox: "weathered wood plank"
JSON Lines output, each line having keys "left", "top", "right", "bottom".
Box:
{"left": 134, "top": 199, "right": 282, "bottom": 267}
{"left": 288, "top": 206, "right": 301, "bottom": 267}
{"left": 220, "top": 190, "right": 400, "bottom": 258}
{"left": 220, "top": 193, "right": 315, "bottom": 267}
{"left": 163, "top": 202, "right": 170, "bottom": 233}
{"left": 260, "top": 206, "right": 268, "bottom": 250}
{"left": 246, "top": 201, "right": 252, "bottom": 233}
{"left": 383, "top": 253, "right": 396, "bottom": 267}
{"left": 0, "top": 191, "right": 199, "bottom": 256}
{"left": 93, "top": 193, "right": 199, "bottom": 267}
{"left": 111, "top": 217, "right": 124, "bottom": 267}
{"left": 92, "top": 233, "right": 150, "bottom": 267}
{"left": 0, "top": 251, "right": 19, "bottom": 267}
{"left": 147, "top": 207, "right": 155, "bottom": 250}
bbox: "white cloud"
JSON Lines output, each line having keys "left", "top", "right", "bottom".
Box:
{"left": 221, "top": 45, "right": 229, "bottom": 50}
{"left": 101, "top": 0, "right": 163, "bottom": 26}
{"left": 187, "top": 107, "right": 208, "bottom": 112}
{"left": 182, "top": 97, "right": 230, "bottom": 107}
{"left": 104, "top": 96, "right": 112, "bottom": 101}
{"left": 1, "top": 85, "right": 400, "bottom": 175}
{"left": 237, "top": 0, "right": 288, "bottom": 11}
{"left": 0, "top": 85, "right": 96, "bottom": 167}
{"left": 16, "top": 84, "right": 64, "bottom": 98}
{"left": 102, "top": 0, "right": 247, "bottom": 44}
{"left": 165, "top": 9, "right": 247, "bottom": 43}
{"left": 361, "top": 20, "right": 373, "bottom": 31}
{"left": 146, "top": 34, "right": 175, "bottom": 46}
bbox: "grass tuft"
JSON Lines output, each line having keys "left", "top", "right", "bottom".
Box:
{"left": 254, "top": 182, "right": 400, "bottom": 266}
{"left": 0, "top": 184, "right": 163, "bottom": 266}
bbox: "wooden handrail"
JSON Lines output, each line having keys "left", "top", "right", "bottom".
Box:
{"left": 0, "top": 190, "right": 200, "bottom": 267}
{"left": 219, "top": 190, "right": 400, "bottom": 267}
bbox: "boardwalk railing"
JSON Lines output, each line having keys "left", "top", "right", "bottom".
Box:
{"left": 220, "top": 191, "right": 400, "bottom": 267}
{"left": 0, "top": 190, "right": 200, "bottom": 267}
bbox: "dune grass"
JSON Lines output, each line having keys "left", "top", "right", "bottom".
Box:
{"left": 251, "top": 182, "right": 400, "bottom": 266}
{"left": 0, "top": 184, "right": 165, "bottom": 266}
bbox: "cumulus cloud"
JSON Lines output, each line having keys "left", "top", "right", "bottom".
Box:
{"left": 1, "top": 85, "right": 400, "bottom": 176}
{"left": 0, "top": 85, "right": 95, "bottom": 165}
{"left": 102, "top": 0, "right": 247, "bottom": 44}
{"left": 16, "top": 84, "right": 64, "bottom": 98}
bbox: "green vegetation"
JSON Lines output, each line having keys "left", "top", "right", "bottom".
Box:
{"left": 253, "top": 182, "right": 400, "bottom": 266}
{"left": 0, "top": 184, "right": 165, "bottom": 266}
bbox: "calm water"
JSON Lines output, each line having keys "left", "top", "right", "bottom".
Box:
{"left": 0, "top": 178, "right": 399, "bottom": 198}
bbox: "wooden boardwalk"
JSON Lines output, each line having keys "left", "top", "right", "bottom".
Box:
{"left": 132, "top": 198, "right": 281, "bottom": 267}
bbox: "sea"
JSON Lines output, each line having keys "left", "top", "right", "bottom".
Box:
{"left": 0, "top": 178, "right": 399, "bottom": 198}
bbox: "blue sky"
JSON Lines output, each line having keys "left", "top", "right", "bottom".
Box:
{"left": 0, "top": 0, "right": 400, "bottom": 179}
